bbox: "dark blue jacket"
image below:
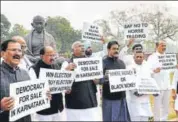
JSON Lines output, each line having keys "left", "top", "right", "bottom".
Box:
{"left": 101, "top": 56, "right": 126, "bottom": 100}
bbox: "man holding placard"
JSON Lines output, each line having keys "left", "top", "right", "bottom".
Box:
{"left": 119, "top": 38, "right": 145, "bottom": 67}
{"left": 127, "top": 50, "right": 156, "bottom": 121}
{"left": 30, "top": 46, "right": 63, "bottom": 121}
{"left": 0, "top": 40, "right": 32, "bottom": 122}
{"left": 147, "top": 40, "right": 178, "bottom": 121}
{"left": 100, "top": 41, "right": 130, "bottom": 121}
{"left": 64, "top": 41, "right": 99, "bottom": 121}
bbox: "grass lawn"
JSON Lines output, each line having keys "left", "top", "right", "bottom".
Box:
{"left": 149, "top": 72, "right": 177, "bottom": 121}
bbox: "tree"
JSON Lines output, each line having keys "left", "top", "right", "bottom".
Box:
{"left": 45, "top": 16, "right": 81, "bottom": 52}
{"left": 95, "top": 4, "right": 178, "bottom": 44}
{"left": 9, "top": 24, "right": 29, "bottom": 38}
{"left": 1, "top": 14, "right": 11, "bottom": 41}
{"left": 138, "top": 6, "right": 178, "bottom": 41}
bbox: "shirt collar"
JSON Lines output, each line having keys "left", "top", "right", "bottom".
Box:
{"left": 2, "top": 61, "right": 19, "bottom": 72}
{"left": 156, "top": 51, "right": 165, "bottom": 55}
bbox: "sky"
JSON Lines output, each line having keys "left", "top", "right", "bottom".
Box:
{"left": 1, "top": 1, "right": 178, "bottom": 31}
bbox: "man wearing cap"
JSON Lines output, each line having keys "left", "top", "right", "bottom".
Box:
{"left": 24, "top": 15, "right": 56, "bottom": 64}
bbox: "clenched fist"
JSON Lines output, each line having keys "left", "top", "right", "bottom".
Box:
{"left": 153, "top": 67, "right": 161, "bottom": 73}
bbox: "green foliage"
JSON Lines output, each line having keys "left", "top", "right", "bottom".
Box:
{"left": 9, "top": 24, "right": 29, "bottom": 38}
{"left": 1, "top": 14, "right": 11, "bottom": 41}
{"left": 45, "top": 16, "right": 81, "bottom": 52}
{"left": 96, "top": 5, "right": 178, "bottom": 47}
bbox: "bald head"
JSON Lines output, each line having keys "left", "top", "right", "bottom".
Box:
{"left": 33, "top": 15, "right": 45, "bottom": 23}
{"left": 31, "top": 15, "right": 46, "bottom": 33}
{"left": 71, "top": 41, "right": 84, "bottom": 57}
{"left": 12, "top": 36, "right": 26, "bottom": 45}
{"left": 12, "top": 36, "right": 27, "bottom": 56}
{"left": 45, "top": 46, "right": 55, "bottom": 54}
{"left": 156, "top": 40, "right": 166, "bottom": 54}
{"left": 40, "top": 46, "right": 56, "bottom": 65}
{"left": 71, "top": 41, "right": 82, "bottom": 49}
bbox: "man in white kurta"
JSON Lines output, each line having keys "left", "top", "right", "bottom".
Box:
{"left": 127, "top": 51, "right": 153, "bottom": 121}
{"left": 118, "top": 39, "right": 145, "bottom": 67}
{"left": 147, "top": 40, "right": 171, "bottom": 121}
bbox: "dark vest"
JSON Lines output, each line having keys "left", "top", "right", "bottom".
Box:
{"left": 65, "top": 55, "right": 98, "bottom": 109}
{"left": 0, "top": 62, "right": 31, "bottom": 122}
{"left": 31, "top": 60, "right": 63, "bottom": 115}
{"left": 102, "top": 56, "right": 126, "bottom": 100}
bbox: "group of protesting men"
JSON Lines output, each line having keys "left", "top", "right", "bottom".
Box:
{"left": 1, "top": 15, "right": 178, "bottom": 122}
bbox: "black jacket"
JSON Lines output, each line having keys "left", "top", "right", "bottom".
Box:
{"left": 0, "top": 61, "right": 31, "bottom": 122}
{"left": 65, "top": 55, "right": 98, "bottom": 109}
{"left": 102, "top": 56, "right": 126, "bottom": 100}
{"left": 31, "top": 59, "right": 63, "bottom": 115}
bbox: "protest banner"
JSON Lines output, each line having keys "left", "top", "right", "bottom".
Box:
{"left": 108, "top": 69, "right": 136, "bottom": 92}
{"left": 158, "top": 53, "right": 177, "bottom": 70}
{"left": 9, "top": 79, "right": 50, "bottom": 121}
{"left": 124, "top": 23, "right": 148, "bottom": 42}
{"left": 39, "top": 68, "right": 75, "bottom": 94}
{"left": 137, "top": 77, "right": 160, "bottom": 94}
{"left": 73, "top": 57, "right": 103, "bottom": 82}
{"left": 82, "top": 22, "right": 102, "bottom": 42}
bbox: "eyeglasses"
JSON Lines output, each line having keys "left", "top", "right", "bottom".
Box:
{"left": 44, "top": 54, "right": 56, "bottom": 57}
{"left": 21, "top": 45, "right": 27, "bottom": 49}
{"left": 7, "top": 49, "right": 22, "bottom": 52}
{"left": 135, "top": 47, "right": 142, "bottom": 51}
{"left": 136, "top": 56, "right": 143, "bottom": 58}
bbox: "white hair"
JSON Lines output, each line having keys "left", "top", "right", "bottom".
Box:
{"left": 12, "top": 36, "right": 25, "bottom": 42}
{"left": 71, "top": 41, "right": 82, "bottom": 50}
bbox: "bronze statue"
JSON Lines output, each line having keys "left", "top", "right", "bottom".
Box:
{"left": 24, "top": 15, "right": 56, "bottom": 64}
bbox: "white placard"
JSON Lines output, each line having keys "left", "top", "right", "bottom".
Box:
{"left": 39, "top": 68, "right": 75, "bottom": 94}
{"left": 9, "top": 79, "right": 50, "bottom": 121}
{"left": 137, "top": 77, "right": 160, "bottom": 94}
{"left": 124, "top": 23, "right": 148, "bottom": 42}
{"left": 109, "top": 69, "right": 136, "bottom": 92}
{"left": 158, "top": 54, "right": 177, "bottom": 70}
{"left": 73, "top": 57, "right": 103, "bottom": 82}
{"left": 82, "top": 22, "right": 102, "bottom": 42}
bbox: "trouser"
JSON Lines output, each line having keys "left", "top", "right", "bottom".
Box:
{"left": 131, "top": 116, "right": 149, "bottom": 121}
{"left": 153, "top": 90, "right": 170, "bottom": 121}
{"left": 66, "top": 107, "right": 99, "bottom": 121}
{"left": 97, "top": 85, "right": 101, "bottom": 107}
{"left": 36, "top": 112, "right": 61, "bottom": 121}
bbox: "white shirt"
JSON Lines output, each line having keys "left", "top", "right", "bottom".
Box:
{"left": 0, "top": 57, "right": 3, "bottom": 64}
{"left": 119, "top": 46, "right": 146, "bottom": 67}
{"left": 172, "top": 69, "right": 178, "bottom": 90}
{"left": 1, "top": 55, "right": 36, "bottom": 79}
{"left": 147, "top": 52, "right": 171, "bottom": 90}
{"left": 127, "top": 61, "right": 153, "bottom": 103}
{"left": 19, "top": 55, "right": 37, "bottom": 80}
{"left": 127, "top": 61, "right": 153, "bottom": 117}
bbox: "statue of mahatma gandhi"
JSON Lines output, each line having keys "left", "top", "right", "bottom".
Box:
{"left": 24, "top": 15, "right": 56, "bottom": 64}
